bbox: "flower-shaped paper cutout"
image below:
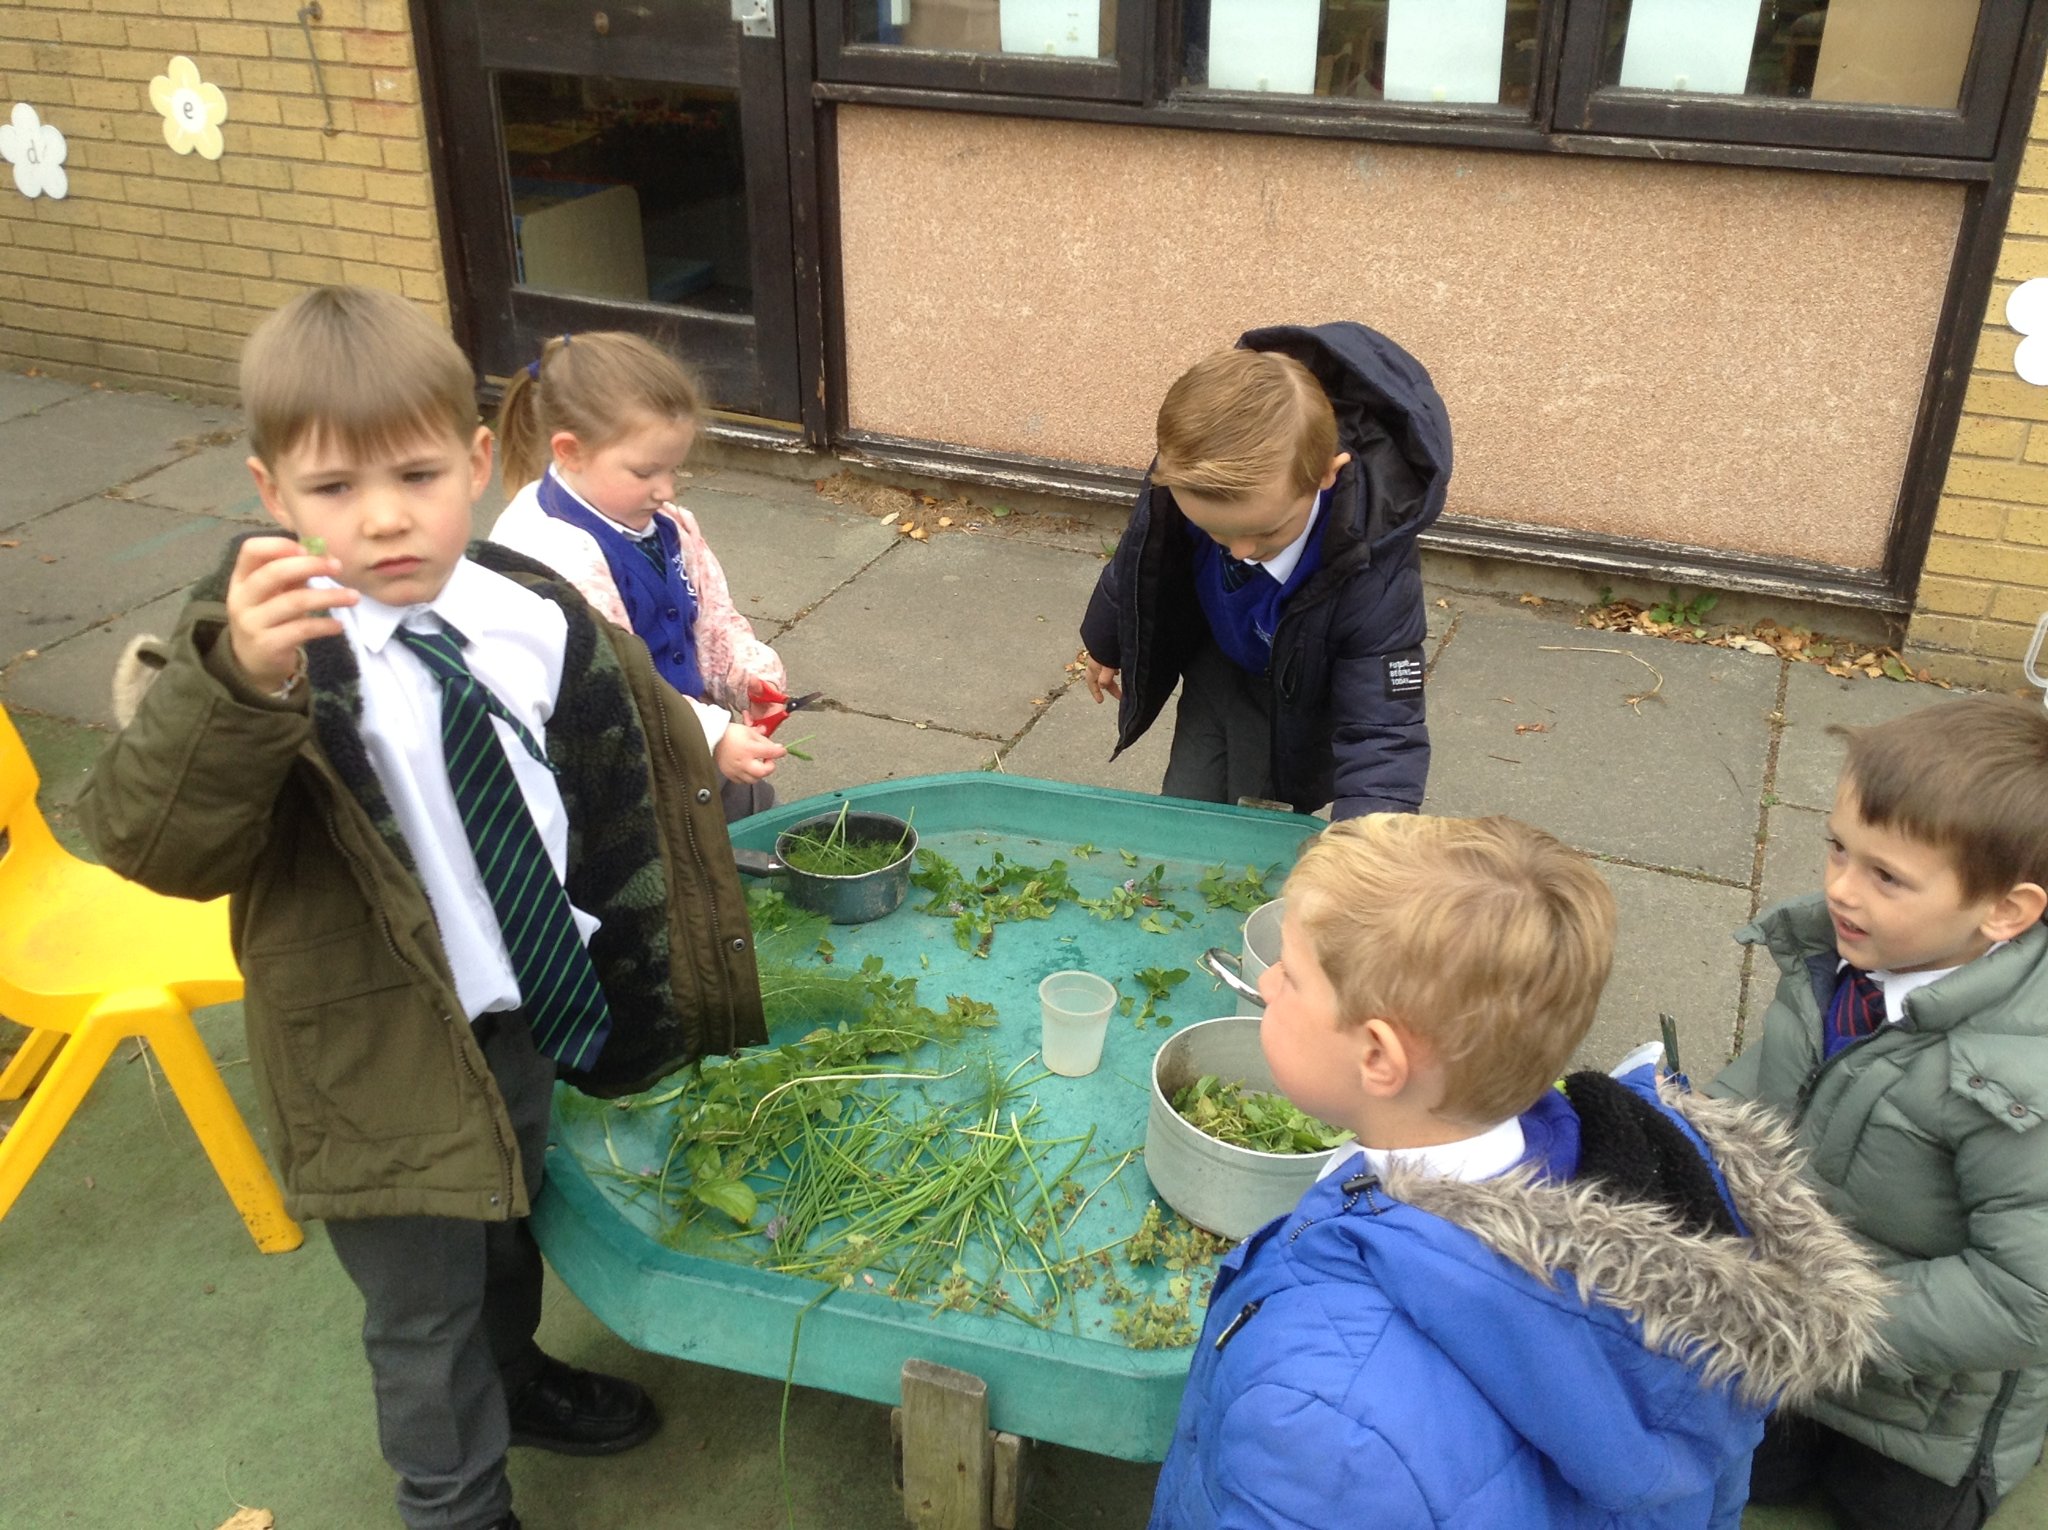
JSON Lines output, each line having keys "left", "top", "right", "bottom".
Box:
{"left": 149, "top": 56, "right": 227, "bottom": 161}
{"left": 0, "top": 103, "right": 68, "bottom": 200}
{"left": 2007, "top": 279, "right": 2048, "bottom": 387}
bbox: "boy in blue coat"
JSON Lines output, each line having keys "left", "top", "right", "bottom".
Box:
{"left": 1150, "top": 814, "right": 1890, "bottom": 1530}
{"left": 1079, "top": 323, "right": 1449, "bottom": 818}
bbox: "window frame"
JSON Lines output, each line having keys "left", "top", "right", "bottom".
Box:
{"left": 1550, "top": 0, "right": 2029, "bottom": 158}
{"left": 813, "top": 0, "right": 2036, "bottom": 166}
{"left": 815, "top": 1, "right": 1154, "bottom": 102}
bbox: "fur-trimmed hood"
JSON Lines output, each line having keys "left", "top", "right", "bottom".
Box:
{"left": 1391, "top": 1077, "right": 1890, "bottom": 1412}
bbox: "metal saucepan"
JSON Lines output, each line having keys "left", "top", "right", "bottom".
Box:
{"left": 732, "top": 808, "right": 918, "bottom": 924}
{"left": 1197, "top": 895, "right": 1285, "bottom": 1012}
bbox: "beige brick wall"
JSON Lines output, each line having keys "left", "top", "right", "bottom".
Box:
{"left": 0, "top": 0, "right": 443, "bottom": 399}
{"left": 1913, "top": 77, "right": 2048, "bottom": 682}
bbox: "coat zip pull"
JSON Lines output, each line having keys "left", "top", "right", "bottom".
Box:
{"left": 1214, "top": 1301, "right": 1261, "bottom": 1351}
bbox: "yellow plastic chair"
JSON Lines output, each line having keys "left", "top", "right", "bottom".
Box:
{"left": 0, "top": 703, "right": 301, "bottom": 1253}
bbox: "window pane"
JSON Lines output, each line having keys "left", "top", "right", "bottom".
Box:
{"left": 1599, "top": 0, "right": 1981, "bottom": 109}
{"left": 496, "top": 73, "right": 751, "bottom": 314}
{"left": 847, "top": 1, "right": 1119, "bottom": 59}
{"left": 1181, "top": 1, "right": 1542, "bottom": 107}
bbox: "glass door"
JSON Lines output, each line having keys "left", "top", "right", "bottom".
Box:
{"left": 434, "top": 0, "right": 801, "bottom": 423}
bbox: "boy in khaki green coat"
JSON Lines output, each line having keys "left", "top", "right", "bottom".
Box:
{"left": 77, "top": 286, "right": 764, "bottom": 1530}
{"left": 1711, "top": 698, "right": 2048, "bottom": 1530}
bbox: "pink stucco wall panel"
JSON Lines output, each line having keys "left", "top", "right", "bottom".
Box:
{"left": 835, "top": 107, "right": 1965, "bottom": 571}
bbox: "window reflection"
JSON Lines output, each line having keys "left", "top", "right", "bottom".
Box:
{"left": 1601, "top": 0, "right": 1981, "bottom": 109}
{"left": 497, "top": 72, "right": 752, "bottom": 314}
{"left": 848, "top": 1, "right": 1118, "bottom": 58}
{"left": 1181, "top": 0, "right": 1542, "bottom": 107}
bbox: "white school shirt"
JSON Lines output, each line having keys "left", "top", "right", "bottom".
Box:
{"left": 331, "top": 556, "right": 600, "bottom": 1022}
{"left": 1244, "top": 490, "right": 1327, "bottom": 586}
{"left": 1314, "top": 1114, "right": 1528, "bottom": 1186}
{"left": 1838, "top": 944, "right": 2005, "bottom": 1029}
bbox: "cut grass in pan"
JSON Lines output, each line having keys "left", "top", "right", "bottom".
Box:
{"left": 779, "top": 800, "right": 915, "bottom": 878}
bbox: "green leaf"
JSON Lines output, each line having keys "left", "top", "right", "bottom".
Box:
{"left": 1071, "top": 842, "right": 1097, "bottom": 858}
{"left": 689, "top": 1177, "right": 758, "bottom": 1225}
{"left": 1140, "top": 913, "right": 1172, "bottom": 935}
{"left": 1119, "top": 848, "right": 1140, "bottom": 866}
{"left": 1880, "top": 656, "right": 1912, "bottom": 683}
{"left": 990, "top": 503, "right": 1013, "bottom": 517}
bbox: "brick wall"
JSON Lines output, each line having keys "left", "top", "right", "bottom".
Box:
{"left": 1912, "top": 78, "right": 2048, "bottom": 684}
{"left": 0, "top": 0, "right": 442, "bottom": 399}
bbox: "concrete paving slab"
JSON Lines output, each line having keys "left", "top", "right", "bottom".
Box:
{"left": 0, "top": 389, "right": 238, "bottom": 527}
{"left": 1001, "top": 680, "right": 1178, "bottom": 796}
{"left": 0, "top": 370, "right": 85, "bottom": 423}
{"left": 774, "top": 535, "right": 1103, "bottom": 739}
{"left": 764, "top": 708, "right": 996, "bottom": 803}
{"left": 1582, "top": 860, "right": 1751, "bottom": 1079}
{"left": 1775, "top": 667, "right": 1962, "bottom": 810}
{"left": 0, "top": 502, "right": 241, "bottom": 665}
{"left": 119, "top": 441, "right": 268, "bottom": 521}
{"left": 1, "top": 587, "right": 187, "bottom": 726}
{"left": 1422, "top": 603, "right": 1779, "bottom": 881}
{"left": 682, "top": 480, "right": 899, "bottom": 625}
{"left": 1759, "top": 803, "right": 1826, "bottom": 917}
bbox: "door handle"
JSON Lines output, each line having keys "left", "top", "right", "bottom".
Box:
{"left": 730, "top": 0, "right": 774, "bottom": 38}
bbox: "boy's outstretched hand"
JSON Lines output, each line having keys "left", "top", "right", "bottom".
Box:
{"left": 1081, "top": 651, "right": 1122, "bottom": 703}
{"left": 226, "top": 536, "right": 355, "bottom": 692}
{"left": 714, "top": 720, "right": 785, "bottom": 786}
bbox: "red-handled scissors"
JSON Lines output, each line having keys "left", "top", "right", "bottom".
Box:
{"left": 749, "top": 679, "right": 826, "bottom": 737}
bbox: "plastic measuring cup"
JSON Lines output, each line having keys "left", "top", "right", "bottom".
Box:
{"left": 1039, "top": 971, "right": 1117, "bottom": 1077}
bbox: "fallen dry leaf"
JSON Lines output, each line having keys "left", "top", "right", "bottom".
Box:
{"left": 909, "top": 527, "right": 929, "bottom": 541}
{"left": 1518, "top": 593, "right": 1546, "bottom": 606}
{"left": 879, "top": 510, "right": 898, "bottom": 526}
{"left": 214, "top": 1510, "right": 275, "bottom": 1530}
{"left": 1514, "top": 721, "right": 1551, "bottom": 735}
{"left": 938, "top": 517, "right": 953, "bottom": 527}
{"left": 0, "top": 539, "right": 17, "bottom": 549}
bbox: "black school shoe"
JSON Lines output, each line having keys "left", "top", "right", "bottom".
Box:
{"left": 507, "top": 1354, "right": 661, "bottom": 1456}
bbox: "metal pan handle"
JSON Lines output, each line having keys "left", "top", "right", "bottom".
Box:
{"left": 1199, "top": 947, "right": 1265, "bottom": 1009}
{"left": 732, "top": 848, "right": 784, "bottom": 878}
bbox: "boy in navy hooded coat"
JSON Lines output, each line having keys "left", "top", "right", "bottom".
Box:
{"left": 1149, "top": 814, "right": 1891, "bottom": 1530}
{"left": 1080, "top": 322, "right": 1449, "bottom": 818}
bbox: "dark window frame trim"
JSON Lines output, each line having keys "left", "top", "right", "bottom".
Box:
{"left": 815, "top": 1, "right": 1154, "bottom": 102}
{"left": 816, "top": 0, "right": 2030, "bottom": 165}
{"left": 1553, "top": 0, "right": 2028, "bottom": 159}
{"left": 810, "top": 78, "right": 1997, "bottom": 182}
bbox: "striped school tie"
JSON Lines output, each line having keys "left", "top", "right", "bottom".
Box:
{"left": 396, "top": 620, "right": 612, "bottom": 1072}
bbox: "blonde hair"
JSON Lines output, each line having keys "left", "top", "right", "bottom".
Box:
{"left": 1153, "top": 346, "right": 1338, "bottom": 500}
{"left": 240, "top": 285, "right": 477, "bottom": 467}
{"left": 1834, "top": 697, "right": 2048, "bottom": 904}
{"left": 1286, "top": 814, "right": 1617, "bottom": 1124}
{"left": 496, "top": 331, "right": 702, "bottom": 491}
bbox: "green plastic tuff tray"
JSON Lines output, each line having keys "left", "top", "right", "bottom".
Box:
{"left": 533, "top": 774, "right": 1319, "bottom": 1462}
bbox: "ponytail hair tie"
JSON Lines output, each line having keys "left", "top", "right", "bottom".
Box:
{"left": 525, "top": 359, "right": 541, "bottom": 380}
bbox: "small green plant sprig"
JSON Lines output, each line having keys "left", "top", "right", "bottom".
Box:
{"left": 1079, "top": 862, "right": 1195, "bottom": 935}
{"left": 1198, "top": 863, "right": 1279, "bottom": 913}
{"left": 1645, "top": 587, "right": 1719, "bottom": 635}
{"left": 1118, "top": 966, "right": 1190, "bottom": 1028}
{"left": 911, "top": 847, "right": 1078, "bottom": 956}
{"left": 1171, "top": 1075, "right": 1353, "bottom": 1155}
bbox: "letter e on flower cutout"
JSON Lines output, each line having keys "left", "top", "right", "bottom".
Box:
{"left": 150, "top": 56, "right": 228, "bottom": 161}
{"left": 0, "top": 103, "right": 68, "bottom": 200}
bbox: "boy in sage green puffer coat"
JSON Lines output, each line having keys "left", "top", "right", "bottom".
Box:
{"left": 1711, "top": 698, "right": 2048, "bottom": 1530}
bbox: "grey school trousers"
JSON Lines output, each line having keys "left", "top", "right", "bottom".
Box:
{"left": 325, "top": 1012, "right": 554, "bottom": 1530}
{"left": 1161, "top": 640, "right": 1279, "bottom": 809}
